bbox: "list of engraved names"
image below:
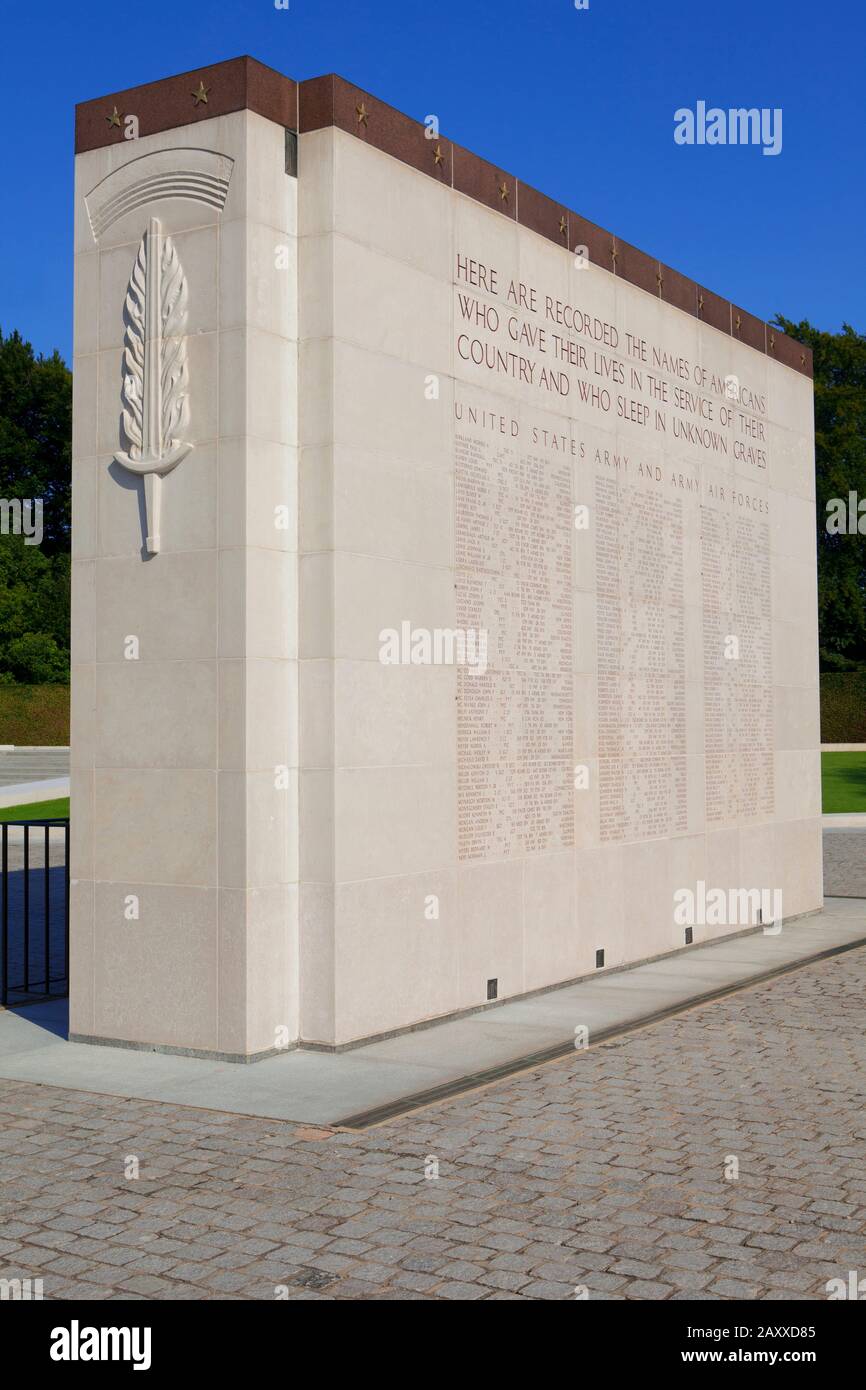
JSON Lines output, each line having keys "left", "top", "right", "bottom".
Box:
{"left": 455, "top": 413, "right": 574, "bottom": 861}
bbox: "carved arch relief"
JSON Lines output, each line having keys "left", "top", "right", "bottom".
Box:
{"left": 85, "top": 147, "right": 233, "bottom": 240}
{"left": 85, "top": 148, "right": 233, "bottom": 555}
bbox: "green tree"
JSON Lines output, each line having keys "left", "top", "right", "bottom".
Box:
{"left": 0, "top": 329, "right": 71, "bottom": 682}
{"left": 0, "top": 534, "right": 70, "bottom": 683}
{"left": 0, "top": 328, "right": 71, "bottom": 554}
{"left": 773, "top": 317, "right": 866, "bottom": 670}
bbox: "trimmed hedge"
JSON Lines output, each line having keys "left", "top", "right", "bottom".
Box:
{"left": 0, "top": 678, "right": 861, "bottom": 753}
{"left": 0, "top": 684, "right": 69, "bottom": 745}
{"left": 820, "top": 672, "right": 866, "bottom": 743}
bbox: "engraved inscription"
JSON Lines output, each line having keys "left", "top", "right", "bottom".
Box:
{"left": 702, "top": 507, "right": 774, "bottom": 823}
{"left": 596, "top": 475, "right": 687, "bottom": 842}
{"left": 455, "top": 420, "right": 574, "bottom": 861}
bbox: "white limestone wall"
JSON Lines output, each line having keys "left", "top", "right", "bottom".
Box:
{"left": 297, "top": 126, "right": 820, "bottom": 1047}
{"left": 298, "top": 127, "right": 459, "bottom": 1046}
{"left": 71, "top": 110, "right": 298, "bottom": 1057}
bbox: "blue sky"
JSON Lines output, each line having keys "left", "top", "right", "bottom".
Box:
{"left": 2, "top": 0, "right": 863, "bottom": 363}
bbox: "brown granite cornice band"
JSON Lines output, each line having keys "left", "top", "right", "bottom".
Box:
{"left": 75, "top": 56, "right": 297, "bottom": 154}
{"left": 697, "top": 285, "right": 733, "bottom": 336}
{"left": 517, "top": 183, "right": 570, "bottom": 248}
{"left": 770, "top": 328, "right": 811, "bottom": 374}
{"left": 299, "top": 73, "right": 454, "bottom": 184}
{"left": 568, "top": 213, "right": 613, "bottom": 272}
{"left": 613, "top": 239, "right": 658, "bottom": 298}
{"left": 74, "top": 57, "right": 812, "bottom": 379}
{"left": 659, "top": 264, "right": 697, "bottom": 317}
{"left": 732, "top": 305, "right": 767, "bottom": 354}
{"left": 452, "top": 145, "right": 516, "bottom": 219}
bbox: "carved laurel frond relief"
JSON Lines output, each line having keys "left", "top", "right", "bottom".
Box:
{"left": 119, "top": 236, "right": 146, "bottom": 458}
{"left": 159, "top": 236, "right": 189, "bottom": 447}
{"left": 113, "top": 216, "right": 194, "bottom": 555}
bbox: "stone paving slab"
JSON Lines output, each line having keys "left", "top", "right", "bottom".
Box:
{"left": 0, "top": 940, "right": 864, "bottom": 1301}
{"left": 0, "top": 898, "right": 863, "bottom": 1127}
{"left": 822, "top": 825, "right": 866, "bottom": 896}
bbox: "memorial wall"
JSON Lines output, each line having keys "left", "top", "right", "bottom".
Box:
{"left": 297, "top": 116, "right": 820, "bottom": 1049}
{"left": 71, "top": 61, "right": 821, "bottom": 1057}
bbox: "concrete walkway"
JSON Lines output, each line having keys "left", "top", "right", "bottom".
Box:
{"left": 1, "top": 897, "right": 864, "bottom": 1129}
{"left": 0, "top": 747, "right": 69, "bottom": 789}
{"left": 0, "top": 746, "right": 70, "bottom": 809}
{"left": 0, "top": 777, "right": 69, "bottom": 810}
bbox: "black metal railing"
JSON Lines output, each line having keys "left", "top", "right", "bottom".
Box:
{"left": 0, "top": 819, "right": 69, "bottom": 1006}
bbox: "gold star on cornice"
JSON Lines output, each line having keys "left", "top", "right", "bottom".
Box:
{"left": 610, "top": 240, "right": 618, "bottom": 266}
{"left": 769, "top": 332, "right": 776, "bottom": 351}
{"left": 432, "top": 143, "right": 444, "bottom": 166}
{"left": 356, "top": 103, "right": 369, "bottom": 126}
{"left": 735, "top": 313, "right": 742, "bottom": 332}
{"left": 800, "top": 350, "right": 806, "bottom": 366}
{"left": 656, "top": 269, "right": 664, "bottom": 292}
{"left": 192, "top": 80, "right": 210, "bottom": 106}
{"left": 498, "top": 181, "right": 509, "bottom": 203}
{"left": 106, "top": 105, "right": 122, "bottom": 129}
{"left": 559, "top": 215, "right": 567, "bottom": 237}
{"left": 698, "top": 292, "right": 705, "bottom": 313}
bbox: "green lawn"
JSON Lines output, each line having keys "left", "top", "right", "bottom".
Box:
{"left": 822, "top": 751, "right": 866, "bottom": 813}
{"left": 0, "top": 796, "right": 69, "bottom": 823}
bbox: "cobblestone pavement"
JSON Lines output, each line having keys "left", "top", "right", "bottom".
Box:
{"left": 1, "top": 946, "right": 865, "bottom": 1301}
{"left": 823, "top": 828, "right": 866, "bottom": 897}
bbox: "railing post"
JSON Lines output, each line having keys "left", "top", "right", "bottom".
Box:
{"left": 64, "top": 819, "right": 70, "bottom": 992}
{"left": 0, "top": 818, "right": 70, "bottom": 1004}
{"left": 44, "top": 823, "right": 50, "bottom": 994}
{"left": 23, "top": 824, "right": 30, "bottom": 994}
{"left": 1, "top": 823, "right": 7, "bottom": 1008}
